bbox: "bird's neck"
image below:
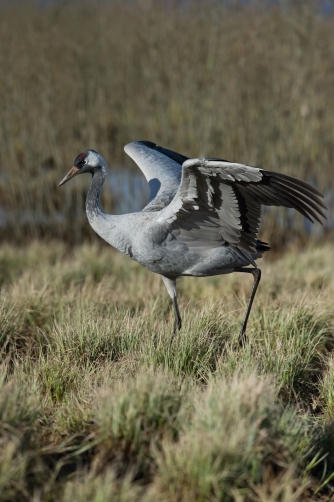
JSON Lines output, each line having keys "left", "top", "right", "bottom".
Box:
{"left": 85, "top": 169, "right": 118, "bottom": 244}
{"left": 86, "top": 169, "right": 106, "bottom": 219}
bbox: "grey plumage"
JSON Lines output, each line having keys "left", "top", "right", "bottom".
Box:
{"left": 59, "top": 141, "right": 327, "bottom": 345}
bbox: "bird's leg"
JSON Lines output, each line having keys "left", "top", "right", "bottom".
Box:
{"left": 161, "top": 275, "right": 182, "bottom": 346}
{"left": 233, "top": 267, "right": 261, "bottom": 347}
{"left": 172, "top": 296, "right": 182, "bottom": 334}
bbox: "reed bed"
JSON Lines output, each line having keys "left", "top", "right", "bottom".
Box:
{"left": 0, "top": 1, "right": 333, "bottom": 244}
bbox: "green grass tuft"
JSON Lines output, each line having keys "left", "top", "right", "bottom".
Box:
{"left": 0, "top": 242, "right": 334, "bottom": 500}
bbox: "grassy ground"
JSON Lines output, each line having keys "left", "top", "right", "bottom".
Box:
{"left": 0, "top": 241, "right": 334, "bottom": 501}
{"left": 0, "top": 1, "right": 333, "bottom": 242}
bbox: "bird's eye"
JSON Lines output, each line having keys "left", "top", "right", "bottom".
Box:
{"left": 75, "top": 152, "right": 88, "bottom": 167}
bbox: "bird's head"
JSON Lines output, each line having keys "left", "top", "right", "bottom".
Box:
{"left": 58, "top": 150, "right": 106, "bottom": 187}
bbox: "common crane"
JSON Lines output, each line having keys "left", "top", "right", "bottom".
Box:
{"left": 59, "top": 141, "right": 327, "bottom": 345}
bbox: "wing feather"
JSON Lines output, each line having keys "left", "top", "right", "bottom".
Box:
{"left": 124, "top": 141, "right": 186, "bottom": 211}
{"left": 158, "top": 158, "right": 327, "bottom": 253}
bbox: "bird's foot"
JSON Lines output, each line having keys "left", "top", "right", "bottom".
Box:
{"left": 238, "top": 330, "right": 247, "bottom": 347}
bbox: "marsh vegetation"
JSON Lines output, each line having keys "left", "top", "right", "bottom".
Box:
{"left": 0, "top": 1, "right": 333, "bottom": 243}
{"left": 1, "top": 1, "right": 334, "bottom": 500}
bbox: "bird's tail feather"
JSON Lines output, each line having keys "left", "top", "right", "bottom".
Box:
{"left": 256, "top": 240, "right": 271, "bottom": 252}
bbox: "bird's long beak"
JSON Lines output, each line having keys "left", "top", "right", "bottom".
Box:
{"left": 58, "top": 166, "right": 80, "bottom": 187}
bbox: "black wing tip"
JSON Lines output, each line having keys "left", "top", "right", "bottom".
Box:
{"left": 259, "top": 169, "right": 328, "bottom": 223}
{"left": 206, "top": 157, "right": 232, "bottom": 163}
{"left": 135, "top": 140, "right": 189, "bottom": 166}
{"left": 137, "top": 140, "right": 157, "bottom": 148}
{"left": 262, "top": 169, "right": 325, "bottom": 198}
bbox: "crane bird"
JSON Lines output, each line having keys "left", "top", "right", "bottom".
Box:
{"left": 59, "top": 141, "right": 327, "bottom": 345}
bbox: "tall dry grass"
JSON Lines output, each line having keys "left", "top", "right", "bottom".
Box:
{"left": 0, "top": 1, "right": 333, "bottom": 244}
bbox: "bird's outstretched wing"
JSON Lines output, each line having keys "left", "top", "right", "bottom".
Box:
{"left": 124, "top": 141, "right": 188, "bottom": 211}
{"left": 157, "top": 158, "right": 327, "bottom": 253}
